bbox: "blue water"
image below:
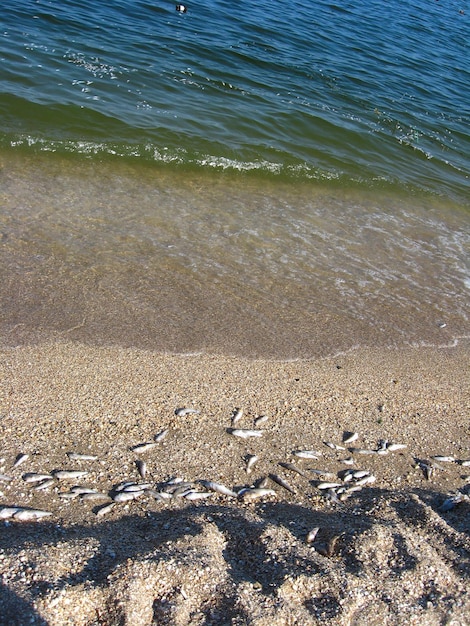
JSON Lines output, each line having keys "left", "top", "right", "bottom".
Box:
{"left": 1, "top": 0, "right": 469, "bottom": 201}
{"left": 0, "top": 0, "right": 469, "bottom": 358}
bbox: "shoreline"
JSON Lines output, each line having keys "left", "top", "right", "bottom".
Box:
{"left": 1, "top": 339, "right": 469, "bottom": 624}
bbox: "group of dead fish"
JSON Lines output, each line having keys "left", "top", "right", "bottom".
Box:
{"left": 1, "top": 407, "right": 469, "bottom": 531}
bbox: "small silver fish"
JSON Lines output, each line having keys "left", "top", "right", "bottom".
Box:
{"left": 387, "top": 443, "right": 407, "bottom": 452}
{"left": 308, "top": 469, "right": 336, "bottom": 479}
{"left": 278, "top": 462, "right": 307, "bottom": 478}
{"left": 246, "top": 454, "right": 259, "bottom": 473}
{"left": 13, "top": 453, "right": 29, "bottom": 468}
{"left": 269, "top": 473, "right": 296, "bottom": 494}
{"left": 13, "top": 509, "right": 52, "bottom": 521}
{"left": 354, "top": 474, "right": 376, "bottom": 486}
{"left": 293, "top": 450, "right": 322, "bottom": 459}
{"left": 230, "top": 429, "right": 263, "bottom": 439}
{"left": 254, "top": 415, "right": 269, "bottom": 426}
{"left": 432, "top": 455, "right": 455, "bottom": 463}
{"left": 183, "top": 490, "right": 213, "bottom": 500}
{"left": 316, "top": 482, "right": 342, "bottom": 490}
{"left": 96, "top": 502, "right": 116, "bottom": 517}
{"left": 199, "top": 480, "right": 237, "bottom": 498}
{"left": 66, "top": 453, "right": 98, "bottom": 461}
{"left": 324, "top": 442, "right": 346, "bottom": 451}
{"left": 154, "top": 429, "right": 168, "bottom": 442}
{"left": 113, "top": 490, "right": 144, "bottom": 502}
{"left": 130, "top": 442, "right": 157, "bottom": 454}
{"left": 343, "top": 433, "right": 359, "bottom": 444}
{"left": 350, "top": 448, "right": 377, "bottom": 455}
{"left": 238, "top": 487, "right": 276, "bottom": 502}
{"left": 54, "top": 470, "right": 89, "bottom": 480}
{"left": 80, "top": 492, "right": 110, "bottom": 502}
{"left": 175, "top": 408, "right": 200, "bottom": 417}
{"left": 136, "top": 459, "right": 147, "bottom": 479}
{"left": 23, "top": 473, "right": 53, "bottom": 483}
{"left": 231, "top": 408, "right": 243, "bottom": 424}
{"left": 33, "top": 479, "right": 55, "bottom": 491}
{"left": 460, "top": 460, "right": 470, "bottom": 467}
{"left": 0, "top": 473, "right": 13, "bottom": 482}
{"left": 0, "top": 507, "right": 20, "bottom": 519}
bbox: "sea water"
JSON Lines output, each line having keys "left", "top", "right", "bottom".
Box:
{"left": 0, "top": 0, "right": 468, "bottom": 358}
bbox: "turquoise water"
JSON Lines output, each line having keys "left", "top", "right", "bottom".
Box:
{"left": 0, "top": 0, "right": 469, "bottom": 357}
{"left": 1, "top": 0, "right": 469, "bottom": 200}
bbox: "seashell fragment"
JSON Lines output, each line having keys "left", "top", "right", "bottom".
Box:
{"left": 306, "top": 527, "right": 320, "bottom": 544}
{"left": 229, "top": 429, "right": 263, "bottom": 439}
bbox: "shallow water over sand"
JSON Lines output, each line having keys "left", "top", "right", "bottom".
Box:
{"left": 1, "top": 153, "right": 468, "bottom": 358}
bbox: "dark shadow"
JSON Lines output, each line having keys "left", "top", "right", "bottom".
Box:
{"left": 0, "top": 485, "right": 469, "bottom": 624}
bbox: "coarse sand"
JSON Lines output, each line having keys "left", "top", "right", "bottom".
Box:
{"left": 0, "top": 340, "right": 469, "bottom": 625}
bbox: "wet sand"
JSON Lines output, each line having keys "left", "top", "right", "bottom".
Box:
{"left": 0, "top": 340, "right": 469, "bottom": 625}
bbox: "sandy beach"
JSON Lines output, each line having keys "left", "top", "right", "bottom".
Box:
{"left": 0, "top": 339, "right": 469, "bottom": 625}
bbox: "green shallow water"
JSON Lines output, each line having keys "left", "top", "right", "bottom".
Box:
{"left": 1, "top": 152, "right": 468, "bottom": 358}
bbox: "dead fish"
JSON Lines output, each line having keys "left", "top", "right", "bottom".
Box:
{"left": 387, "top": 443, "right": 407, "bottom": 452}
{"left": 231, "top": 408, "right": 243, "bottom": 424}
{"left": 13, "top": 509, "right": 52, "bottom": 521}
{"left": 22, "top": 472, "right": 53, "bottom": 483}
{"left": 66, "top": 453, "right": 98, "bottom": 461}
{"left": 254, "top": 415, "right": 269, "bottom": 426}
{"left": 354, "top": 474, "right": 376, "bottom": 486}
{"left": 154, "top": 429, "right": 168, "bottom": 442}
{"left": 343, "top": 432, "right": 359, "bottom": 444}
{"left": 432, "top": 455, "right": 455, "bottom": 463}
{"left": 175, "top": 408, "right": 200, "bottom": 417}
{"left": 460, "top": 460, "right": 470, "bottom": 467}
{"left": 96, "top": 502, "right": 115, "bottom": 517}
{"left": 136, "top": 460, "right": 147, "bottom": 479}
{"left": 308, "top": 469, "right": 336, "bottom": 479}
{"left": 33, "top": 479, "right": 55, "bottom": 491}
{"left": 70, "top": 486, "right": 98, "bottom": 494}
{"left": 113, "top": 490, "right": 144, "bottom": 502}
{"left": 245, "top": 454, "right": 258, "bottom": 473}
{"left": 183, "top": 490, "right": 213, "bottom": 500}
{"left": 316, "top": 481, "right": 342, "bottom": 490}
{"left": 306, "top": 527, "right": 320, "bottom": 544}
{"left": 130, "top": 442, "right": 157, "bottom": 454}
{"left": 229, "top": 429, "right": 263, "bottom": 439}
{"left": 0, "top": 507, "right": 20, "bottom": 519}
{"left": 13, "top": 453, "right": 29, "bottom": 468}
{"left": 323, "top": 442, "right": 346, "bottom": 451}
{"left": 293, "top": 450, "right": 322, "bottom": 459}
{"left": 80, "top": 492, "right": 111, "bottom": 502}
{"left": 54, "top": 470, "right": 89, "bottom": 480}
{"left": 339, "top": 457, "right": 355, "bottom": 465}
{"left": 269, "top": 473, "right": 296, "bottom": 494}
{"left": 278, "top": 462, "right": 307, "bottom": 478}
{"left": 352, "top": 470, "right": 370, "bottom": 479}
{"left": 145, "top": 489, "right": 170, "bottom": 501}
{"left": 349, "top": 448, "right": 377, "bottom": 455}
{"left": 199, "top": 480, "right": 237, "bottom": 498}
{"left": 238, "top": 487, "right": 276, "bottom": 502}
